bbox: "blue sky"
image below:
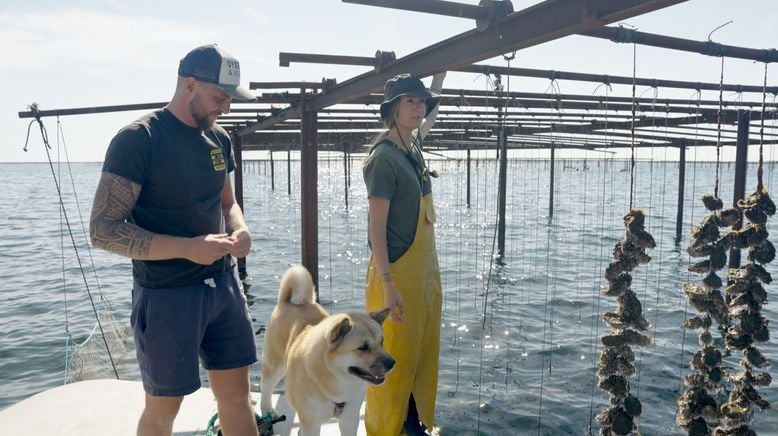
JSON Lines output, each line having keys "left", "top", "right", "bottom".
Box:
{"left": 3, "top": 0, "right": 777, "bottom": 163}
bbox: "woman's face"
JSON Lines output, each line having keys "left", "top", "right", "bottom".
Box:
{"left": 393, "top": 95, "right": 426, "bottom": 131}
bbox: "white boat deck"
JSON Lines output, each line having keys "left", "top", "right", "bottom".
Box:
{"left": 0, "top": 379, "right": 366, "bottom": 435}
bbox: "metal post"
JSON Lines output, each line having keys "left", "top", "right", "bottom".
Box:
{"left": 675, "top": 144, "right": 686, "bottom": 242}
{"left": 498, "top": 127, "right": 508, "bottom": 257}
{"left": 232, "top": 134, "right": 245, "bottom": 210}
{"left": 344, "top": 146, "right": 349, "bottom": 209}
{"left": 466, "top": 148, "right": 471, "bottom": 208}
{"left": 301, "top": 108, "right": 320, "bottom": 295}
{"left": 270, "top": 150, "right": 275, "bottom": 191}
{"left": 729, "top": 110, "right": 751, "bottom": 269}
{"left": 232, "top": 133, "right": 248, "bottom": 280}
{"left": 287, "top": 143, "right": 292, "bottom": 196}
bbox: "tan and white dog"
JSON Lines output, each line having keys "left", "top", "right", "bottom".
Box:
{"left": 260, "top": 266, "right": 395, "bottom": 436}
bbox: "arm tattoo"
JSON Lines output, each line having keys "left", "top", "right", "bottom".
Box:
{"left": 90, "top": 172, "right": 153, "bottom": 259}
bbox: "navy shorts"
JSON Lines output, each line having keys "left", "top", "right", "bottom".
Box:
{"left": 131, "top": 267, "right": 257, "bottom": 396}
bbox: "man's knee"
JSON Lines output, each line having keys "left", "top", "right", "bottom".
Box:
{"left": 143, "top": 394, "right": 185, "bottom": 422}
{"left": 209, "top": 366, "right": 252, "bottom": 403}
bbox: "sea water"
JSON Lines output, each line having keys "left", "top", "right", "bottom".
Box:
{"left": 0, "top": 156, "right": 775, "bottom": 435}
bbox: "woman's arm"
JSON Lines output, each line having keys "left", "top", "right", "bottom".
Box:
{"left": 418, "top": 72, "right": 446, "bottom": 140}
{"left": 368, "top": 196, "right": 405, "bottom": 323}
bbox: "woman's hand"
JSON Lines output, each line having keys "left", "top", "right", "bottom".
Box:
{"left": 383, "top": 284, "right": 405, "bottom": 324}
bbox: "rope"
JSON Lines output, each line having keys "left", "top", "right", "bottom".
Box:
{"left": 576, "top": 141, "right": 589, "bottom": 324}
{"left": 56, "top": 119, "right": 112, "bottom": 309}
{"left": 715, "top": 56, "right": 724, "bottom": 198}
{"left": 634, "top": 86, "right": 658, "bottom": 400}
{"left": 758, "top": 62, "right": 768, "bottom": 191}
{"left": 629, "top": 43, "right": 637, "bottom": 209}
{"left": 25, "top": 106, "right": 119, "bottom": 379}
{"left": 58, "top": 121, "right": 71, "bottom": 384}
{"left": 677, "top": 92, "right": 701, "bottom": 392}
{"left": 769, "top": 94, "right": 777, "bottom": 189}
{"left": 452, "top": 132, "right": 464, "bottom": 396}
{"left": 651, "top": 103, "right": 670, "bottom": 344}
{"left": 548, "top": 97, "right": 562, "bottom": 367}
{"left": 475, "top": 67, "right": 505, "bottom": 434}
{"left": 586, "top": 87, "right": 611, "bottom": 435}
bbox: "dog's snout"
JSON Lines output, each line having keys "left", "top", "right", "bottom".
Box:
{"left": 383, "top": 355, "right": 396, "bottom": 371}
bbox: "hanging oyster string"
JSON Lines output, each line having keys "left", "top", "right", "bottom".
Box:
{"left": 716, "top": 187, "right": 774, "bottom": 435}
{"left": 677, "top": 194, "right": 732, "bottom": 435}
{"left": 597, "top": 209, "right": 655, "bottom": 436}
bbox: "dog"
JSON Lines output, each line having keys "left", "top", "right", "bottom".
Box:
{"left": 260, "top": 266, "right": 395, "bottom": 436}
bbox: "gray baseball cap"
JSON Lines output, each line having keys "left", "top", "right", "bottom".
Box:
{"left": 178, "top": 44, "right": 255, "bottom": 102}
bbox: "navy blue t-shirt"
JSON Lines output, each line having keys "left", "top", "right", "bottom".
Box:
{"left": 102, "top": 108, "right": 236, "bottom": 288}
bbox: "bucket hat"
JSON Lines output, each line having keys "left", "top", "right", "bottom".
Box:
{"left": 379, "top": 74, "right": 440, "bottom": 122}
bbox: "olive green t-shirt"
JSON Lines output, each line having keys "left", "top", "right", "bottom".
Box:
{"left": 363, "top": 135, "right": 432, "bottom": 262}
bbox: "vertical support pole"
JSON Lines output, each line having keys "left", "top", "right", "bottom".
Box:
{"left": 549, "top": 141, "right": 555, "bottom": 221}
{"left": 466, "top": 147, "right": 471, "bottom": 208}
{"left": 497, "top": 128, "right": 507, "bottom": 257}
{"left": 232, "top": 133, "right": 245, "bottom": 211}
{"left": 344, "top": 145, "right": 349, "bottom": 209}
{"left": 287, "top": 142, "right": 292, "bottom": 196}
{"left": 232, "top": 133, "right": 247, "bottom": 280}
{"left": 270, "top": 150, "right": 275, "bottom": 191}
{"left": 301, "top": 108, "right": 320, "bottom": 296}
{"left": 347, "top": 144, "right": 352, "bottom": 189}
{"left": 729, "top": 109, "right": 751, "bottom": 269}
{"left": 675, "top": 143, "right": 686, "bottom": 242}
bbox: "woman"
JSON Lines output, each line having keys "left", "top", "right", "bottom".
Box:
{"left": 362, "top": 72, "right": 444, "bottom": 436}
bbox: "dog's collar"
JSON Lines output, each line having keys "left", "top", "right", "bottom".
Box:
{"left": 333, "top": 401, "right": 346, "bottom": 417}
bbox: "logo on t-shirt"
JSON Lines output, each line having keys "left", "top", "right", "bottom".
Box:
{"left": 210, "top": 149, "right": 226, "bottom": 171}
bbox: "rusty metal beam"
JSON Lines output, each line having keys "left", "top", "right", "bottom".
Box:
{"left": 257, "top": 87, "right": 776, "bottom": 109}
{"left": 458, "top": 64, "right": 778, "bottom": 94}
{"left": 342, "top": 0, "right": 490, "bottom": 20}
{"left": 445, "top": 88, "right": 778, "bottom": 109}
{"left": 279, "top": 52, "right": 376, "bottom": 67}
{"left": 249, "top": 81, "right": 323, "bottom": 90}
{"left": 272, "top": 54, "right": 776, "bottom": 95}
{"left": 239, "top": 0, "right": 686, "bottom": 136}
{"left": 19, "top": 102, "right": 167, "bottom": 118}
{"left": 583, "top": 26, "right": 778, "bottom": 64}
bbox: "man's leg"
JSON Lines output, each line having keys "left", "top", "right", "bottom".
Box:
{"left": 137, "top": 394, "right": 184, "bottom": 436}
{"left": 209, "top": 365, "right": 258, "bottom": 436}
{"left": 132, "top": 282, "right": 204, "bottom": 436}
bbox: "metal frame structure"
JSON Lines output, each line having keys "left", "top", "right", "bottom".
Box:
{"left": 19, "top": 0, "right": 778, "bottom": 287}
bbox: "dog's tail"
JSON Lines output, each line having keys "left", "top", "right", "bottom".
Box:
{"left": 278, "top": 265, "right": 316, "bottom": 305}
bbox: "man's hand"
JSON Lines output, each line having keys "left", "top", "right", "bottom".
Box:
{"left": 228, "top": 228, "right": 252, "bottom": 258}
{"left": 187, "top": 233, "right": 234, "bottom": 265}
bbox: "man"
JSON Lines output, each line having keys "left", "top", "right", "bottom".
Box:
{"left": 89, "top": 44, "right": 258, "bottom": 436}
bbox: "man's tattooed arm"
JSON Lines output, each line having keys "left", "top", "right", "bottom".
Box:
{"left": 89, "top": 172, "right": 153, "bottom": 259}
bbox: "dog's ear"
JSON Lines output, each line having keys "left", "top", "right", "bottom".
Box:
{"left": 328, "top": 317, "right": 352, "bottom": 345}
{"left": 370, "top": 308, "right": 391, "bottom": 326}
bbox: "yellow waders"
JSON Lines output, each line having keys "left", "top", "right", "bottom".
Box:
{"left": 365, "top": 193, "right": 442, "bottom": 435}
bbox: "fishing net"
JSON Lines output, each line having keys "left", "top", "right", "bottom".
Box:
{"left": 65, "top": 308, "right": 131, "bottom": 383}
